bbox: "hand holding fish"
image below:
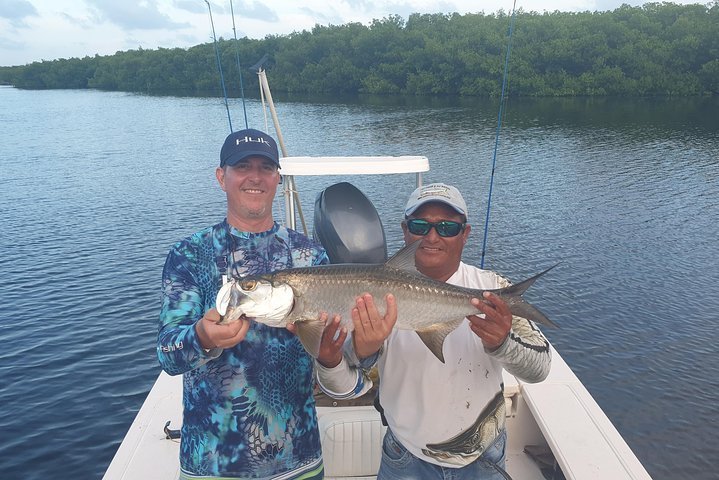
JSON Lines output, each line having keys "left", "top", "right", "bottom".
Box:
{"left": 195, "top": 308, "right": 251, "bottom": 350}
{"left": 316, "top": 313, "right": 347, "bottom": 368}
{"left": 467, "top": 292, "right": 512, "bottom": 351}
{"left": 352, "top": 293, "right": 398, "bottom": 360}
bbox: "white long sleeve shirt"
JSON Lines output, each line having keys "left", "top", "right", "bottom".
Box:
{"left": 316, "top": 261, "right": 552, "bottom": 467}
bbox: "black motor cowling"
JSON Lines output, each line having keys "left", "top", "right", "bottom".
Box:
{"left": 313, "top": 182, "right": 387, "bottom": 264}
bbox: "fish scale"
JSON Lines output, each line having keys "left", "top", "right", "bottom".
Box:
{"left": 275, "top": 264, "right": 480, "bottom": 331}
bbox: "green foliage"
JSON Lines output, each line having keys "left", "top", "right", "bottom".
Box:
{"left": 0, "top": 2, "right": 717, "bottom": 96}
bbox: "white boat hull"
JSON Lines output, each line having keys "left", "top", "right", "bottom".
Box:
{"left": 103, "top": 346, "right": 651, "bottom": 480}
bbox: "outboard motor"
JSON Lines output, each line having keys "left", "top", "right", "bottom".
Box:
{"left": 313, "top": 182, "right": 387, "bottom": 264}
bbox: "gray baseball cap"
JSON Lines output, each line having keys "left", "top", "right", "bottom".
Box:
{"left": 404, "top": 183, "right": 468, "bottom": 220}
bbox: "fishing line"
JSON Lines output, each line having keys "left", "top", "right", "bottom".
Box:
{"left": 205, "top": 0, "right": 233, "bottom": 132}
{"left": 480, "top": 0, "right": 518, "bottom": 269}
{"left": 229, "top": 0, "right": 249, "bottom": 129}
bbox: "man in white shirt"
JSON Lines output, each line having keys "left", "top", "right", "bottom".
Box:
{"left": 316, "top": 183, "right": 552, "bottom": 479}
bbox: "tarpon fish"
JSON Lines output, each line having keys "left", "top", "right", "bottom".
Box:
{"left": 216, "top": 241, "right": 557, "bottom": 363}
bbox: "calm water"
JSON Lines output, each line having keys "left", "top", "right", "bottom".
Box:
{"left": 1, "top": 86, "right": 717, "bottom": 479}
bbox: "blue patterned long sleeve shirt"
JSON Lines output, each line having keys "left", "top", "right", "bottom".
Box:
{"left": 157, "top": 219, "right": 329, "bottom": 479}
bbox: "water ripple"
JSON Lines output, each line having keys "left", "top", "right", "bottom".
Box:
{"left": 1, "top": 88, "right": 717, "bottom": 480}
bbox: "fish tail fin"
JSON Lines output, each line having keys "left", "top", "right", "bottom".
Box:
{"left": 502, "top": 263, "right": 558, "bottom": 296}
{"left": 499, "top": 263, "right": 560, "bottom": 328}
{"left": 508, "top": 296, "right": 558, "bottom": 328}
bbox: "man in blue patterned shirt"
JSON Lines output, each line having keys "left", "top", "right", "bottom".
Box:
{"left": 158, "top": 128, "right": 329, "bottom": 479}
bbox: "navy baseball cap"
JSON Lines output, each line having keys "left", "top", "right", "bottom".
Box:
{"left": 220, "top": 128, "right": 280, "bottom": 168}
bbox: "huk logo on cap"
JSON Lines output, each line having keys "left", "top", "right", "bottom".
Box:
{"left": 220, "top": 128, "right": 280, "bottom": 168}
{"left": 235, "top": 135, "right": 272, "bottom": 148}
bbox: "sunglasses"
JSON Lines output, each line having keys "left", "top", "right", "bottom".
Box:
{"left": 405, "top": 218, "right": 466, "bottom": 237}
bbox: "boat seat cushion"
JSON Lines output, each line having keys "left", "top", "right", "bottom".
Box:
{"left": 317, "top": 406, "right": 386, "bottom": 477}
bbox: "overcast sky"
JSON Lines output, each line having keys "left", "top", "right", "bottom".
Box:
{"left": 0, "top": 0, "right": 707, "bottom": 67}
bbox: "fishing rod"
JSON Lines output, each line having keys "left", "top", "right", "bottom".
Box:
{"left": 205, "top": 0, "right": 233, "bottom": 132}
{"left": 480, "top": 0, "right": 518, "bottom": 269}
{"left": 251, "top": 55, "right": 309, "bottom": 236}
{"left": 229, "top": 0, "right": 249, "bottom": 129}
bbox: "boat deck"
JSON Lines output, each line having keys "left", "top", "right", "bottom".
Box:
{"left": 103, "top": 347, "right": 650, "bottom": 480}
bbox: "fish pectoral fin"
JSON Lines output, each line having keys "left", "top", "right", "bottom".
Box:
{"left": 294, "top": 320, "right": 325, "bottom": 359}
{"left": 415, "top": 319, "right": 464, "bottom": 363}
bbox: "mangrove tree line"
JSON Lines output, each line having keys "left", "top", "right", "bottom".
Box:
{"left": 1, "top": 2, "right": 717, "bottom": 96}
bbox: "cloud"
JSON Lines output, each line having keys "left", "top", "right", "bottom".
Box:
{"left": 343, "top": 0, "right": 377, "bottom": 11}
{"left": 385, "top": 0, "right": 471, "bottom": 18}
{"left": 85, "top": 0, "right": 190, "bottom": 30}
{"left": 230, "top": 0, "right": 279, "bottom": 22}
{"left": 174, "top": 0, "right": 209, "bottom": 15}
{"left": 0, "top": 0, "right": 37, "bottom": 18}
{"left": 0, "top": 0, "right": 38, "bottom": 27}
{"left": 0, "top": 34, "right": 24, "bottom": 49}
{"left": 296, "top": 6, "right": 342, "bottom": 27}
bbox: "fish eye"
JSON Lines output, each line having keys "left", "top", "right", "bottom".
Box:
{"left": 239, "top": 280, "right": 258, "bottom": 291}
